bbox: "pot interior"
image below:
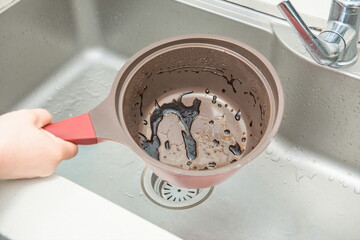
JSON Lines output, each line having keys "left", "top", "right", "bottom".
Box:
{"left": 122, "top": 43, "right": 274, "bottom": 171}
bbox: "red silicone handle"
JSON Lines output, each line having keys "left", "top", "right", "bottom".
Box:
{"left": 43, "top": 113, "right": 98, "bottom": 145}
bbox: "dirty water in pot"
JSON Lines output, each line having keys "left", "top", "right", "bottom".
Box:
{"left": 124, "top": 46, "right": 271, "bottom": 171}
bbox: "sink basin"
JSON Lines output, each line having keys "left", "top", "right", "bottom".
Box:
{"left": 1, "top": 0, "right": 359, "bottom": 239}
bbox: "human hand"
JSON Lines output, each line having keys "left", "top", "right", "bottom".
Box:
{"left": 0, "top": 109, "right": 78, "bottom": 179}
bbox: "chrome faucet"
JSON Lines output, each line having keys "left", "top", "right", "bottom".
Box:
{"left": 278, "top": 0, "right": 360, "bottom": 67}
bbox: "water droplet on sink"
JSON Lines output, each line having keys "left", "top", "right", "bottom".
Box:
{"left": 295, "top": 172, "right": 304, "bottom": 182}
{"left": 265, "top": 149, "right": 273, "bottom": 155}
{"left": 125, "top": 192, "right": 134, "bottom": 198}
{"left": 271, "top": 156, "right": 280, "bottom": 162}
{"left": 307, "top": 173, "right": 317, "bottom": 180}
{"left": 354, "top": 186, "right": 360, "bottom": 195}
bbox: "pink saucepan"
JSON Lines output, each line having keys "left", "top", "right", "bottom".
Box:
{"left": 44, "top": 35, "right": 284, "bottom": 189}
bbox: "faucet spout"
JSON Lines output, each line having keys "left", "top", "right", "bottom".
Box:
{"left": 278, "top": 0, "right": 360, "bottom": 68}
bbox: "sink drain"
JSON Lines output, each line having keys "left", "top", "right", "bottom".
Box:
{"left": 141, "top": 167, "right": 213, "bottom": 209}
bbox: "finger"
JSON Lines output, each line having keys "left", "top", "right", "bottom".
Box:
{"left": 58, "top": 140, "right": 78, "bottom": 160}
{"left": 31, "top": 109, "right": 53, "bottom": 128}
{"left": 42, "top": 129, "right": 78, "bottom": 160}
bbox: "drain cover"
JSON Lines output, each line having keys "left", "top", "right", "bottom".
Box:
{"left": 160, "top": 182, "right": 198, "bottom": 202}
{"left": 141, "top": 167, "right": 214, "bottom": 209}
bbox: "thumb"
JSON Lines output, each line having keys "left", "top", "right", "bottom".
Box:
{"left": 31, "top": 109, "right": 53, "bottom": 128}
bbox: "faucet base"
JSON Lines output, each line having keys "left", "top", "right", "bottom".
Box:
{"left": 330, "top": 54, "right": 358, "bottom": 68}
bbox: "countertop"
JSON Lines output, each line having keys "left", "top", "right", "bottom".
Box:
{"left": 0, "top": 175, "right": 179, "bottom": 240}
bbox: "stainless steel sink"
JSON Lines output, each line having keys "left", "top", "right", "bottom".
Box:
{"left": 1, "top": 0, "right": 359, "bottom": 239}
